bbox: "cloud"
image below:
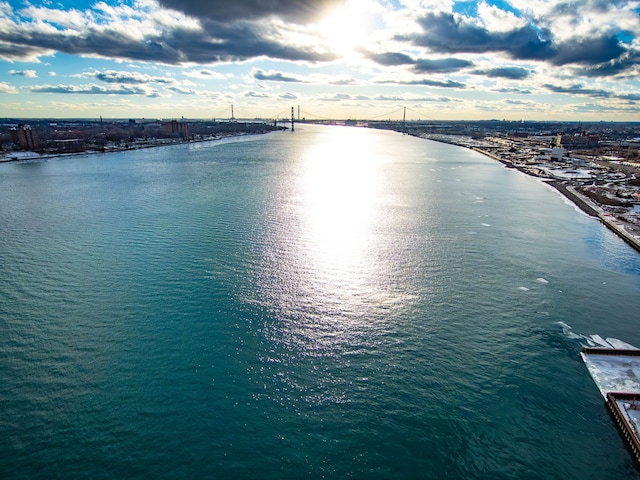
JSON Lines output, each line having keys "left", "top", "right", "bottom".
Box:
{"left": 0, "top": 39, "right": 55, "bottom": 62}
{"left": 472, "top": 67, "right": 530, "bottom": 79}
{"left": 0, "top": 81, "right": 18, "bottom": 94}
{"left": 494, "top": 87, "right": 532, "bottom": 95}
{"left": 364, "top": 51, "right": 415, "bottom": 66}
{"left": 363, "top": 50, "right": 471, "bottom": 73}
{"left": 183, "top": 69, "right": 230, "bottom": 79}
{"left": 412, "top": 57, "right": 473, "bottom": 73}
{"left": 373, "top": 94, "right": 406, "bottom": 101}
{"left": 80, "top": 70, "right": 176, "bottom": 84}
{"left": 552, "top": 35, "right": 627, "bottom": 65}
{"left": 253, "top": 69, "right": 308, "bottom": 83}
{"left": 155, "top": 0, "right": 344, "bottom": 23}
{"left": 404, "top": 11, "right": 632, "bottom": 72}
{"left": 319, "top": 93, "right": 356, "bottom": 102}
{"left": 166, "top": 86, "right": 199, "bottom": 94}
{"left": 0, "top": 2, "right": 338, "bottom": 65}
{"left": 544, "top": 83, "right": 640, "bottom": 103}
{"left": 9, "top": 69, "right": 38, "bottom": 78}
{"left": 503, "top": 99, "right": 530, "bottom": 105}
{"left": 405, "top": 13, "right": 552, "bottom": 58}
{"left": 245, "top": 91, "right": 270, "bottom": 98}
{"left": 617, "top": 93, "right": 640, "bottom": 101}
{"left": 572, "top": 52, "right": 640, "bottom": 77}
{"left": 543, "top": 83, "right": 611, "bottom": 97}
{"left": 28, "top": 83, "right": 161, "bottom": 97}
{"left": 279, "top": 92, "right": 297, "bottom": 99}
{"left": 376, "top": 78, "right": 465, "bottom": 88}
{"left": 329, "top": 77, "right": 358, "bottom": 85}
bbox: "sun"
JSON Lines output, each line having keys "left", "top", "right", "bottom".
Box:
{"left": 316, "top": 1, "right": 370, "bottom": 57}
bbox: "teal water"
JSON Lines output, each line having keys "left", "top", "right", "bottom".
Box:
{"left": 1, "top": 125, "right": 640, "bottom": 479}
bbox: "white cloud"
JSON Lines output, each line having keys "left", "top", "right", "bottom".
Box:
{"left": 27, "top": 82, "right": 161, "bottom": 96}
{"left": 9, "top": 69, "right": 38, "bottom": 77}
{"left": 78, "top": 69, "right": 177, "bottom": 84}
{"left": 477, "top": 1, "right": 526, "bottom": 33}
{"left": 19, "top": 5, "right": 88, "bottom": 29}
{"left": 0, "top": 81, "right": 18, "bottom": 93}
{"left": 183, "top": 69, "right": 231, "bottom": 79}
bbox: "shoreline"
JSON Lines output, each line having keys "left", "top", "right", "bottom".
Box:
{"left": 483, "top": 148, "right": 640, "bottom": 253}
{"left": 422, "top": 136, "right": 640, "bottom": 254}
{"left": 0, "top": 129, "right": 277, "bottom": 164}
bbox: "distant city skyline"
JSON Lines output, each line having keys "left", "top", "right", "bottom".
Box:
{"left": 1, "top": 0, "right": 639, "bottom": 121}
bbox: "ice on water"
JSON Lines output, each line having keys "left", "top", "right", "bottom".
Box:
{"left": 581, "top": 353, "right": 640, "bottom": 397}
{"left": 558, "top": 323, "right": 640, "bottom": 396}
{"left": 579, "top": 335, "right": 640, "bottom": 397}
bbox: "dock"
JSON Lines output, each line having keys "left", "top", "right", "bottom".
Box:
{"left": 606, "top": 392, "right": 640, "bottom": 464}
{"left": 581, "top": 345, "right": 640, "bottom": 466}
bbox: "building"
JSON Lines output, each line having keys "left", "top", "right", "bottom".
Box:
{"left": 9, "top": 124, "right": 39, "bottom": 150}
{"left": 551, "top": 147, "right": 564, "bottom": 161}
{"left": 560, "top": 132, "right": 600, "bottom": 148}
{"left": 165, "top": 120, "right": 189, "bottom": 139}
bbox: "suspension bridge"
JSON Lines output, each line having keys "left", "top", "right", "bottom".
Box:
{"left": 207, "top": 104, "right": 438, "bottom": 132}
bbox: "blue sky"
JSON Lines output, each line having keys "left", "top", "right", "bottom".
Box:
{"left": 1, "top": 0, "right": 639, "bottom": 120}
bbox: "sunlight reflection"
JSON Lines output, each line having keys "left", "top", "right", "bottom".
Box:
{"left": 254, "top": 127, "right": 416, "bottom": 360}
{"left": 299, "top": 127, "right": 380, "bottom": 272}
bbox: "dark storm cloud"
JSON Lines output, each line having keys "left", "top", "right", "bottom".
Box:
{"left": 404, "top": 12, "right": 631, "bottom": 70}
{"left": 156, "top": 0, "right": 344, "bottom": 23}
{"left": 472, "top": 67, "right": 530, "bottom": 79}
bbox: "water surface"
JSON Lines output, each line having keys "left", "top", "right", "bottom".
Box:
{"left": 1, "top": 125, "right": 640, "bottom": 479}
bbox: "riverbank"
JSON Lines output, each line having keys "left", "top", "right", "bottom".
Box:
{"left": 0, "top": 128, "right": 282, "bottom": 164}
{"left": 419, "top": 134, "right": 640, "bottom": 254}
{"left": 497, "top": 153, "right": 640, "bottom": 253}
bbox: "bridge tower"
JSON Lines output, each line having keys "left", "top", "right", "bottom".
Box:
{"left": 291, "top": 106, "right": 295, "bottom": 132}
{"left": 403, "top": 106, "right": 406, "bottom": 134}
